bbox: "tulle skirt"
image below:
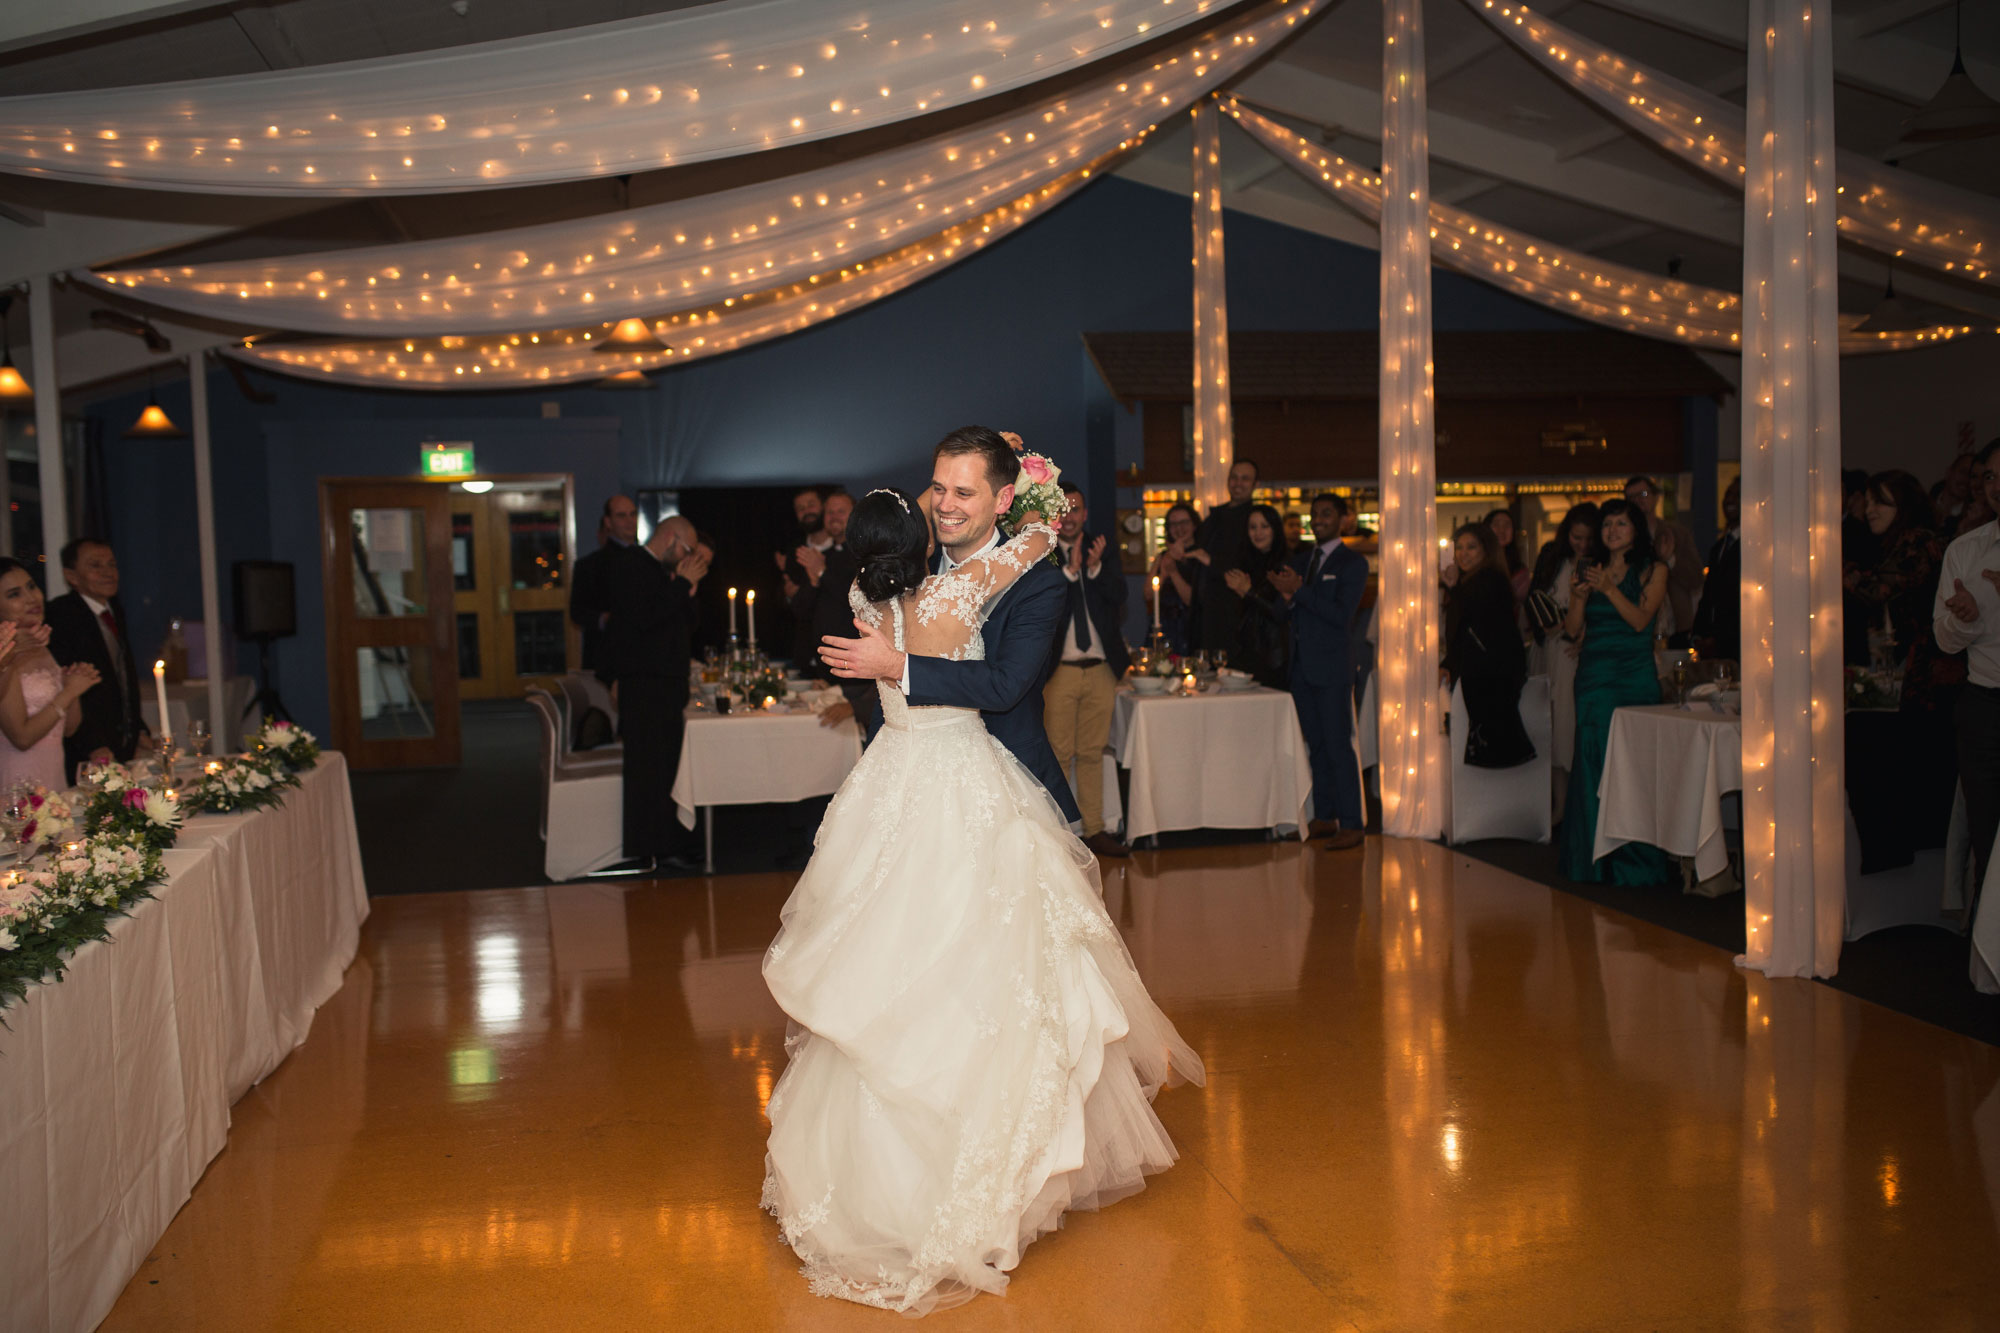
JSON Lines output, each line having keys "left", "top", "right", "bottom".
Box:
{"left": 760, "top": 707, "right": 1205, "bottom": 1315}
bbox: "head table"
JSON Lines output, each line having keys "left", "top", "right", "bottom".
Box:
{"left": 672, "top": 704, "right": 864, "bottom": 871}
{"left": 1109, "top": 684, "right": 1313, "bottom": 842}
{"left": 0, "top": 754, "right": 367, "bottom": 1333}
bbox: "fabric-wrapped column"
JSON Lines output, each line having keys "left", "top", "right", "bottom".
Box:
{"left": 1190, "top": 102, "right": 1235, "bottom": 514}
{"left": 1737, "top": 0, "right": 1845, "bottom": 978}
{"left": 1376, "top": 0, "right": 1442, "bottom": 838}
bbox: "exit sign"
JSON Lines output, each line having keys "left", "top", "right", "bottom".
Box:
{"left": 423, "top": 442, "right": 476, "bottom": 478}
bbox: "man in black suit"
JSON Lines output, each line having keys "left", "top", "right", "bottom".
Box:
{"left": 1691, "top": 475, "right": 1741, "bottom": 661}
{"left": 1045, "top": 482, "right": 1130, "bottom": 858}
{"left": 789, "top": 491, "right": 882, "bottom": 740}
{"left": 601, "top": 514, "right": 708, "bottom": 871}
{"left": 570, "top": 494, "right": 638, "bottom": 675}
{"left": 46, "top": 536, "right": 149, "bottom": 781}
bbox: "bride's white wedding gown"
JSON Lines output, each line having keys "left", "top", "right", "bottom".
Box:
{"left": 761, "top": 521, "right": 1205, "bottom": 1315}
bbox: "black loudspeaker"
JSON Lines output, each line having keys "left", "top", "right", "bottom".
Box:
{"left": 232, "top": 560, "right": 296, "bottom": 641}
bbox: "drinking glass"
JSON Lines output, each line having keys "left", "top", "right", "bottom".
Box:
{"left": 189, "top": 720, "right": 212, "bottom": 758}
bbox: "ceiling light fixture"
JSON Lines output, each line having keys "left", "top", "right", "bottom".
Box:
{"left": 1902, "top": 0, "right": 2000, "bottom": 142}
{"left": 595, "top": 317, "right": 669, "bottom": 352}
{"left": 124, "top": 382, "right": 186, "bottom": 438}
{"left": 0, "top": 295, "right": 30, "bottom": 402}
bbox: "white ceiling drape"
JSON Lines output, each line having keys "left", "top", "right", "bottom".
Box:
{"left": 1459, "top": 0, "right": 1998, "bottom": 288}
{"left": 1225, "top": 97, "right": 1993, "bottom": 354}
{"left": 91, "top": 0, "right": 1318, "bottom": 335}
{"left": 227, "top": 159, "right": 1112, "bottom": 387}
{"left": 0, "top": 0, "right": 1237, "bottom": 195}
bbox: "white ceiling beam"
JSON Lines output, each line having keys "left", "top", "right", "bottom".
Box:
{"left": 1554, "top": 68, "right": 1746, "bottom": 162}
{"left": 1428, "top": 0, "right": 1583, "bottom": 88}
{"left": 1569, "top": 220, "right": 1659, "bottom": 251}
{"left": 1843, "top": 0, "right": 1956, "bottom": 41}
{"left": 1437, "top": 178, "right": 1506, "bottom": 206}
{"left": 0, "top": 211, "right": 233, "bottom": 288}
{"left": 0, "top": 0, "right": 220, "bottom": 55}
{"left": 230, "top": 6, "right": 307, "bottom": 69}
{"left": 1580, "top": 0, "right": 1996, "bottom": 105}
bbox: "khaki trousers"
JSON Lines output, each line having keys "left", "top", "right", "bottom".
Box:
{"left": 1045, "top": 662, "right": 1117, "bottom": 836}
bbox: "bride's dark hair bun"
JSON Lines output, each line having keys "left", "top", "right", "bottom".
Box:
{"left": 848, "top": 489, "right": 930, "bottom": 602}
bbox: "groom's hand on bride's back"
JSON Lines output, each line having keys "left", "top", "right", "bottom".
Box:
{"left": 821, "top": 618, "right": 906, "bottom": 681}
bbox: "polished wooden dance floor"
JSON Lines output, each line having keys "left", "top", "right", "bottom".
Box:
{"left": 104, "top": 839, "right": 2000, "bottom": 1330}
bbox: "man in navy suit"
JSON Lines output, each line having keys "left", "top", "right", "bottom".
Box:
{"left": 1046, "top": 481, "right": 1130, "bottom": 858}
{"left": 1276, "top": 492, "right": 1369, "bottom": 849}
{"left": 819, "top": 425, "right": 1082, "bottom": 829}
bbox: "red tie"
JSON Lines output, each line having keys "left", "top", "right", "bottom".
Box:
{"left": 99, "top": 609, "right": 119, "bottom": 640}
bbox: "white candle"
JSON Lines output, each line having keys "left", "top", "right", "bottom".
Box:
{"left": 1152, "top": 575, "right": 1163, "bottom": 630}
{"left": 746, "top": 589, "right": 757, "bottom": 650}
{"left": 727, "top": 586, "right": 738, "bottom": 638}
{"left": 153, "top": 660, "right": 171, "bottom": 742}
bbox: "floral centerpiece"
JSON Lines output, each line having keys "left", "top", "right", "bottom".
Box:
{"left": 249, "top": 718, "right": 320, "bottom": 773}
{"left": 77, "top": 762, "right": 182, "bottom": 852}
{"left": 12, "top": 786, "right": 78, "bottom": 856}
{"left": 0, "top": 832, "right": 167, "bottom": 1009}
{"left": 183, "top": 752, "right": 298, "bottom": 814}
{"left": 737, "top": 666, "right": 789, "bottom": 709}
{"left": 1002, "top": 448, "right": 1072, "bottom": 565}
{"left": 1844, "top": 665, "right": 1901, "bottom": 711}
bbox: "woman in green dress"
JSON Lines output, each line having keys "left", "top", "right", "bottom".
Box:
{"left": 1558, "top": 499, "right": 1673, "bottom": 884}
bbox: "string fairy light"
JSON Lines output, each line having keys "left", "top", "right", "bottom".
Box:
{"left": 1189, "top": 102, "right": 1235, "bottom": 512}
{"left": 0, "top": 0, "right": 1232, "bottom": 194}
{"left": 1736, "top": 0, "right": 1844, "bottom": 979}
{"left": 1224, "top": 97, "right": 1998, "bottom": 354}
{"left": 88, "top": 0, "right": 1318, "bottom": 335}
{"left": 1462, "top": 0, "right": 2000, "bottom": 287}
{"left": 228, "top": 157, "right": 1123, "bottom": 387}
{"left": 1376, "top": 0, "right": 1443, "bottom": 839}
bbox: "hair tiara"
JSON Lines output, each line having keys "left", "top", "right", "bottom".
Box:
{"left": 865, "top": 487, "right": 912, "bottom": 514}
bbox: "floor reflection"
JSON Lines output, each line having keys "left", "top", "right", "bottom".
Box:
{"left": 103, "top": 840, "right": 2000, "bottom": 1329}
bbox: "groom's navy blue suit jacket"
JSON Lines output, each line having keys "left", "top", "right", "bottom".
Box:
{"left": 905, "top": 542, "right": 1083, "bottom": 825}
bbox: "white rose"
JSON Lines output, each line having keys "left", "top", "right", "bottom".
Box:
{"left": 143, "top": 791, "right": 180, "bottom": 827}
{"left": 0, "top": 927, "right": 14, "bottom": 950}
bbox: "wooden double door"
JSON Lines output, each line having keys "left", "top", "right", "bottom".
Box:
{"left": 322, "top": 475, "right": 574, "bottom": 768}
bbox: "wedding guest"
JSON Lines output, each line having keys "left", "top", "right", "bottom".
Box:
{"left": 1045, "top": 483, "right": 1130, "bottom": 859}
{"left": 570, "top": 493, "right": 638, "bottom": 674}
{"left": 1529, "top": 502, "right": 1600, "bottom": 820}
{"left": 0, "top": 563, "right": 94, "bottom": 790}
{"left": 1849, "top": 469, "right": 1960, "bottom": 854}
{"left": 1484, "top": 507, "right": 1532, "bottom": 609}
{"left": 791, "top": 489, "right": 855, "bottom": 670}
{"left": 46, "top": 537, "right": 149, "bottom": 779}
{"left": 794, "top": 491, "right": 883, "bottom": 740}
{"left": 1282, "top": 511, "right": 1304, "bottom": 549}
{"left": 1624, "top": 475, "right": 1700, "bottom": 645}
{"left": 1558, "top": 500, "right": 1671, "bottom": 885}
{"left": 1275, "top": 492, "right": 1368, "bottom": 849}
{"left": 1194, "top": 458, "right": 1259, "bottom": 652}
{"left": 776, "top": 485, "right": 835, "bottom": 609}
{"left": 1842, "top": 468, "right": 1879, "bottom": 665}
{"left": 1934, "top": 452, "right": 1976, "bottom": 534}
{"left": 1150, "top": 502, "right": 1203, "bottom": 655}
{"left": 1222, "top": 503, "right": 1293, "bottom": 690}
{"left": 1442, "top": 523, "right": 1534, "bottom": 769}
{"left": 1691, "top": 477, "right": 1742, "bottom": 662}
{"left": 1936, "top": 439, "right": 2000, "bottom": 890}
{"left": 602, "top": 515, "right": 708, "bottom": 872}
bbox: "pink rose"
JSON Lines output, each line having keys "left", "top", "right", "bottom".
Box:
{"left": 123, "top": 789, "right": 150, "bottom": 810}
{"left": 20, "top": 820, "right": 35, "bottom": 841}
{"left": 26, "top": 792, "right": 43, "bottom": 810}
{"left": 1018, "top": 455, "right": 1052, "bottom": 486}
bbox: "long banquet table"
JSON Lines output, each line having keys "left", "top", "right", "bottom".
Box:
{"left": 1109, "top": 685, "right": 1313, "bottom": 841}
{"left": 0, "top": 754, "right": 368, "bottom": 1333}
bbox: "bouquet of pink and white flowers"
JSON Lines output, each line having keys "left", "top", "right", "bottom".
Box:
{"left": 1000, "top": 442, "right": 1071, "bottom": 563}
{"left": 0, "top": 831, "right": 166, "bottom": 1009}
{"left": 249, "top": 718, "right": 320, "bottom": 773}
{"left": 14, "top": 786, "right": 77, "bottom": 855}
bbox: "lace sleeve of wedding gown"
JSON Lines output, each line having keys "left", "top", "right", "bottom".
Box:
{"left": 905, "top": 521, "right": 1058, "bottom": 661}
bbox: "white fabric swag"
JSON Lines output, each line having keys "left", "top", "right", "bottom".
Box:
{"left": 231, "top": 162, "right": 1106, "bottom": 388}
{"left": 1189, "top": 101, "right": 1236, "bottom": 513}
{"left": 1375, "top": 0, "right": 1443, "bottom": 839}
{"left": 1224, "top": 97, "right": 1990, "bottom": 355}
{"left": 1461, "top": 0, "right": 2000, "bottom": 288}
{"left": 92, "top": 0, "right": 1318, "bottom": 336}
{"left": 1736, "top": 0, "right": 1846, "bottom": 980}
{"left": 0, "top": 0, "right": 1233, "bottom": 195}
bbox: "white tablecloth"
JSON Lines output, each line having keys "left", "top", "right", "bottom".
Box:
{"left": 1109, "top": 687, "right": 1312, "bottom": 841}
{"left": 671, "top": 706, "right": 863, "bottom": 828}
{"left": 0, "top": 755, "right": 368, "bottom": 1333}
{"left": 1594, "top": 704, "right": 1743, "bottom": 881}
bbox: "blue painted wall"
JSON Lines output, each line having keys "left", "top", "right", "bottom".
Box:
{"left": 82, "top": 175, "right": 1583, "bottom": 740}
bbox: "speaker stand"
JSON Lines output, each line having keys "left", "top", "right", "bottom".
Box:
{"left": 248, "top": 638, "right": 293, "bottom": 726}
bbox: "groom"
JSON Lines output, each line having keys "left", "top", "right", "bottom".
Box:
{"left": 820, "top": 425, "right": 1082, "bottom": 827}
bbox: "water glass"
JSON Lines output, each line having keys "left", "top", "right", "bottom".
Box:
{"left": 189, "top": 720, "right": 212, "bottom": 757}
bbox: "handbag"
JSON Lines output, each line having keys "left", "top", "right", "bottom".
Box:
{"left": 1526, "top": 588, "right": 1564, "bottom": 634}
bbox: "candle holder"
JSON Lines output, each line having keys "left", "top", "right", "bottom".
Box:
{"left": 155, "top": 735, "right": 180, "bottom": 790}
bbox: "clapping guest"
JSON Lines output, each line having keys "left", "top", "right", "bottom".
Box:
{"left": 570, "top": 494, "right": 638, "bottom": 674}
{"left": 1149, "top": 502, "right": 1203, "bottom": 654}
{"left": 796, "top": 491, "right": 884, "bottom": 740}
{"left": 1484, "top": 507, "right": 1532, "bottom": 610}
{"left": 1282, "top": 511, "right": 1304, "bottom": 549}
{"left": 45, "top": 537, "right": 149, "bottom": 779}
{"left": 0, "top": 563, "right": 95, "bottom": 790}
{"left": 1045, "top": 483, "right": 1130, "bottom": 859}
{"left": 1935, "top": 439, "right": 2000, "bottom": 889}
{"left": 1194, "top": 458, "right": 1259, "bottom": 652}
{"left": 1625, "top": 475, "right": 1700, "bottom": 645}
{"left": 790, "top": 490, "right": 854, "bottom": 668}
{"left": 1221, "top": 503, "right": 1292, "bottom": 689}
{"left": 1529, "top": 502, "right": 1600, "bottom": 820}
{"left": 1441, "top": 524, "right": 1534, "bottom": 769}
{"left": 1690, "top": 478, "right": 1741, "bottom": 662}
{"left": 1557, "top": 500, "right": 1671, "bottom": 884}
{"left": 1275, "top": 492, "right": 1368, "bottom": 849}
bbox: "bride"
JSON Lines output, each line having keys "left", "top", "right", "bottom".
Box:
{"left": 761, "top": 479, "right": 1205, "bottom": 1315}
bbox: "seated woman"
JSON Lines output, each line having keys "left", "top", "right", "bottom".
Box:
{"left": 1441, "top": 523, "right": 1534, "bottom": 769}
{"left": 1149, "top": 502, "right": 1203, "bottom": 656}
{"left": 1557, "top": 500, "right": 1672, "bottom": 885}
{"left": 1222, "top": 503, "right": 1293, "bottom": 690}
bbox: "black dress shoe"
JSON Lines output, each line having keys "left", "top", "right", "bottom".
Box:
{"left": 654, "top": 853, "right": 704, "bottom": 875}
{"left": 1085, "top": 831, "right": 1132, "bottom": 859}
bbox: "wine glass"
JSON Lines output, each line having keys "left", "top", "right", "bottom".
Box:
{"left": 189, "top": 720, "right": 212, "bottom": 758}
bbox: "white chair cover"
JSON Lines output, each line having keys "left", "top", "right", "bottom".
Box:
{"left": 526, "top": 690, "right": 624, "bottom": 880}
{"left": 1444, "top": 676, "right": 1552, "bottom": 846}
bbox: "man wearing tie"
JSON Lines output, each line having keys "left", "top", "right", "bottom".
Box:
{"left": 1274, "top": 493, "right": 1368, "bottom": 849}
{"left": 46, "top": 537, "right": 149, "bottom": 781}
{"left": 1044, "top": 483, "right": 1130, "bottom": 859}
